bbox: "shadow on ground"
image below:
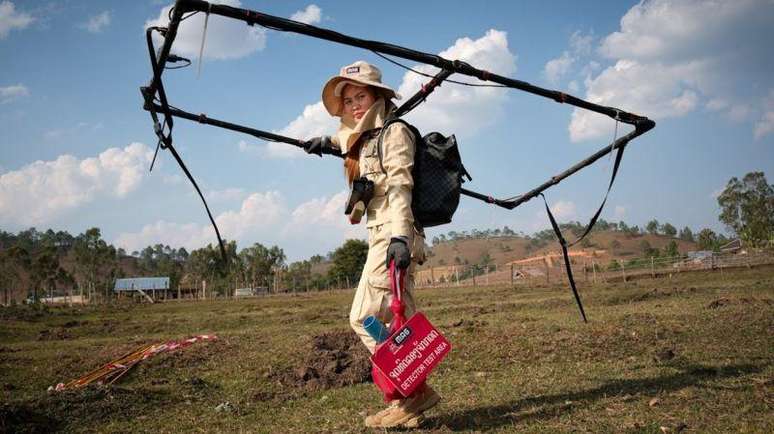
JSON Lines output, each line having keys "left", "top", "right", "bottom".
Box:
{"left": 428, "top": 363, "right": 766, "bottom": 431}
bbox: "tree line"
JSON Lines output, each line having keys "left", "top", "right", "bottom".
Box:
{"left": 1, "top": 171, "right": 770, "bottom": 304}
{"left": 431, "top": 171, "right": 773, "bottom": 251}
{"left": 0, "top": 226, "right": 370, "bottom": 304}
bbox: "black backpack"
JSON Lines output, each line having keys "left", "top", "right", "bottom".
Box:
{"left": 377, "top": 118, "right": 471, "bottom": 228}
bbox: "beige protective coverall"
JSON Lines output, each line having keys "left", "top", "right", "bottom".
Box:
{"left": 331, "top": 98, "right": 426, "bottom": 353}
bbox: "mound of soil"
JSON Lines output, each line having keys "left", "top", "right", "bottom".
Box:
{"left": 273, "top": 331, "right": 371, "bottom": 391}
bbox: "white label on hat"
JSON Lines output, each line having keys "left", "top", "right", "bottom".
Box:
{"left": 345, "top": 66, "right": 360, "bottom": 74}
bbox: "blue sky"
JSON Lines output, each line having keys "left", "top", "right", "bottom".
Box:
{"left": 1, "top": 0, "right": 772, "bottom": 261}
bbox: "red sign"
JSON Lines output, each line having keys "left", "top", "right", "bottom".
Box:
{"left": 371, "top": 312, "right": 452, "bottom": 397}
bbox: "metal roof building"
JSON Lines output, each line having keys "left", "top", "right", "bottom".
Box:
{"left": 114, "top": 277, "right": 170, "bottom": 291}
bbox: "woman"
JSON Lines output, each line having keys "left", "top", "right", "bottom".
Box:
{"left": 305, "top": 61, "right": 440, "bottom": 428}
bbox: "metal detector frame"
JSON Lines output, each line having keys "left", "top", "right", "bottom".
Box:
{"left": 140, "top": 0, "right": 656, "bottom": 321}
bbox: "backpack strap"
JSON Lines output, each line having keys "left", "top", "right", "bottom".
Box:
{"left": 376, "top": 117, "right": 417, "bottom": 175}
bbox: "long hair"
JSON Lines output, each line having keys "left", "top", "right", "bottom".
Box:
{"left": 342, "top": 86, "right": 386, "bottom": 185}
{"left": 344, "top": 142, "right": 363, "bottom": 185}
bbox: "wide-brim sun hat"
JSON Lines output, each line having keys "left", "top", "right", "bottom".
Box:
{"left": 322, "top": 60, "right": 401, "bottom": 116}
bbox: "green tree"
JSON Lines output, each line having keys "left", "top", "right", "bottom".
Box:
{"left": 327, "top": 239, "right": 369, "bottom": 287}
{"left": 73, "top": 228, "right": 117, "bottom": 301}
{"left": 697, "top": 228, "right": 720, "bottom": 251}
{"left": 239, "top": 242, "right": 285, "bottom": 293}
{"left": 661, "top": 222, "right": 677, "bottom": 237}
{"left": 646, "top": 219, "right": 660, "bottom": 234}
{"left": 679, "top": 226, "right": 694, "bottom": 242}
{"left": 607, "top": 259, "right": 621, "bottom": 271}
{"left": 639, "top": 240, "right": 658, "bottom": 257}
{"left": 664, "top": 240, "right": 679, "bottom": 257}
{"left": 618, "top": 221, "right": 629, "bottom": 233}
{"left": 717, "top": 171, "right": 774, "bottom": 247}
{"left": 0, "top": 246, "right": 30, "bottom": 304}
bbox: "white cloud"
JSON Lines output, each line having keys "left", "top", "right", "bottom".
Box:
{"left": 544, "top": 52, "right": 574, "bottom": 85}
{"left": 115, "top": 189, "right": 366, "bottom": 258}
{"left": 290, "top": 4, "right": 321, "bottom": 25}
{"left": 206, "top": 187, "right": 247, "bottom": 202}
{"left": 80, "top": 11, "right": 110, "bottom": 33}
{"left": 754, "top": 90, "right": 774, "bottom": 140}
{"left": 215, "top": 191, "right": 286, "bottom": 238}
{"left": 706, "top": 98, "right": 728, "bottom": 112}
{"left": 145, "top": 0, "right": 266, "bottom": 60}
{"left": 398, "top": 29, "right": 517, "bottom": 135}
{"left": 264, "top": 101, "right": 339, "bottom": 158}
{"left": 0, "top": 84, "right": 28, "bottom": 103}
{"left": 567, "top": 0, "right": 774, "bottom": 142}
{"left": 115, "top": 191, "right": 287, "bottom": 252}
{"left": 754, "top": 111, "right": 774, "bottom": 140}
{"left": 237, "top": 139, "right": 262, "bottom": 155}
{"left": 569, "top": 59, "right": 703, "bottom": 142}
{"left": 261, "top": 29, "right": 516, "bottom": 159}
{"left": 115, "top": 221, "right": 214, "bottom": 253}
{"left": 543, "top": 31, "right": 594, "bottom": 85}
{"left": 0, "top": 1, "right": 33, "bottom": 39}
{"left": 549, "top": 200, "right": 577, "bottom": 221}
{"left": 287, "top": 190, "right": 365, "bottom": 240}
{"left": 0, "top": 143, "right": 153, "bottom": 225}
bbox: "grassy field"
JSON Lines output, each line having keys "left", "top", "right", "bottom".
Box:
{"left": 1, "top": 266, "right": 772, "bottom": 433}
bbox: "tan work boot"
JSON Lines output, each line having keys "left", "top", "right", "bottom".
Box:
{"left": 364, "top": 400, "right": 403, "bottom": 428}
{"left": 363, "top": 386, "right": 441, "bottom": 428}
{"left": 403, "top": 385, "right": 441, "bottom": 415}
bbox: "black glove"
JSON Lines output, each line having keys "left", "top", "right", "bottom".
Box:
{"left": 386, "top": 237, "right": 411, "bottom": 270}
{"left": 303, "top": 136, "right": 332, "bottom": 157}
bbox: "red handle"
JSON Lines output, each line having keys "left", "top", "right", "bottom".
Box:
{"left": 388, "top": 260, "right": 406, "bottom": 331}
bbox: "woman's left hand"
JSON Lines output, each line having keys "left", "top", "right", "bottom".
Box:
{"left": 386, "top": 237, "right": 411, "bottom": 269}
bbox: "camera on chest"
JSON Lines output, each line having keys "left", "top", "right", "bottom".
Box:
{"left": 345, "top": 177, "right": 375, "bottom": 224}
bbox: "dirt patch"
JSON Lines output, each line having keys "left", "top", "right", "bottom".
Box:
{"left": 0, "top": 305, "right": 52, "bottom": 322}
{"left": 62, "top": 320, "right": 87, "bottom": 328}
{"left": 707, "top": 297, "right": 773, "bottom": 309}
{"left": 271, "top": 330, "right": 371, "bottom": 392}
{"left": 36, "top": 328, "right": 72, "bottom": 341}
{"left": 604, "top": 286, "right": 699, "bottom": 306}
{"left": 1, "top": 385, "right": 169, "bottom": 433}
{"left": 0, "top": 402, "right": 60, "bottom": 434}
{"left": 450, "top": 318, "right": 489, "bottom": 330}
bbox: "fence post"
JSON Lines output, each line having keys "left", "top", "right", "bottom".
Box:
{"left": 455, "top": 267, "right": 460, "bottom": 286}
{"left": 545, "top": 259, "right": 550, "bottom": 284}
{"left": 651, "top": 256, "right": 655, "bottom": 278}
{"left": 510, "top": 263, "right": 514, "bottom": 288}
{"left": 485, "top": 266, "right": 489, "bottom": 286}
{"left": 620, "top": 260, "right": 626, "bottom": 282}
{"left": 584, "top": 261, "right": 588, "bottom": 282}
{"left": 592, "top": 260, "right": 597, "bottom": 284}
{"left": 430, "top": 267, "right": 435, "bottom": 286}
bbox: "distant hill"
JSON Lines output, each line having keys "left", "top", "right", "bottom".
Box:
{"left": 418, "top": 230, "right": 698, "bottom": 270}
{"left": 300, "top": 230, "right": 699, "bottom": 287}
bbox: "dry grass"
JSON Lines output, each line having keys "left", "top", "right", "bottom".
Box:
{"left": 1, "top": 266, "right": 772, "bottom": 433}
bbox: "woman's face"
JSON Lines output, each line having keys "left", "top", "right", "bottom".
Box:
{"left": 342, "top": 84, "right": 376, "bottom": 120}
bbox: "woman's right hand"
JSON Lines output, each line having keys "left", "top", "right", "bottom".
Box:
{"left": 303, "top": 136, "right": 332, "bottom": 157}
